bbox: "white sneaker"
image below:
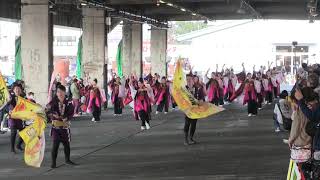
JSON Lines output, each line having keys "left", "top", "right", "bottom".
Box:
{"left": 164, "top": 112, "right": 168, "bottom": 115}
{"left": 113, "top": 114, "right": 117, "bottom": 116}
{"left": 248, "top": 114, "right": 252, "bottom": 117}
{"left": 91, "top": 118, "right": 95, "bottom": 122}
{"left": 155, "top": 111, "right": 159, "bottom": 115}
{"left": 258, "top": 108, "right": 262, "bottom": 110}
{"left": 283, "top": 139, "right": 289, "bottom": 144}
{"left": 141, "top": 126, "right": 146, "bottom": 130}
{"left": 145, "top": 123, "right": 150, "bottom": 130}
{"left": 275, "top": 128, "right": 281, "bottom": 133}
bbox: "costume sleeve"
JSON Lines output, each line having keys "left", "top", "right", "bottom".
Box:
{"left": 45, "top": 101, "right": 55, "bottom": 121}
{"left": 297, "top": 100, "right": 316, "bottom": 121}
{"left": 64, "top": 101, "right": 74, "bottom": 120}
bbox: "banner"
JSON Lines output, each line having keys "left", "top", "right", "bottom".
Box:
{"left": 172, "top": 60, "right": 224, "bottom": 119}
{"left": 0, "top": 73, "right": 11, "bottom": 110}
{"left": 116, "top": 40, "right": 123, "bottom": 77}
{"left": 11, "top": 96, "right": 46, "bottom": 167}
{"left": 76, "top": 36, "right": 82, "bottom": 79}
{"left": 15, "top": 36, "right": 22, "bottom": 80}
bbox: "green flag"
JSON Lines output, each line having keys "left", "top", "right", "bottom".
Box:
{"left": 116, "top": 40, "right": 123, "bottom": 77}
{"left": 76, "top": 36, "right": 82, "bottom": 78}
{"left": 15, "top": 36, "right": 22, "bottom": 80}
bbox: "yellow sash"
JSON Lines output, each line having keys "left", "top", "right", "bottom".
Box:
{"left": 52, "top": 120, "right": 69, "bottom": 128}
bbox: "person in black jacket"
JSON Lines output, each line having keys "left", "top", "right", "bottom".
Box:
{"left": 295, "top": 88, "right": 320, "bottom": 122}
{"left": 184, "top": 74, "right": 205, "bottom": 146}
{"left": 8, "top": 83, "right": 24, "bottom": 153}
{"left": 46, "top": 85, "right": 77, "bottom": 168}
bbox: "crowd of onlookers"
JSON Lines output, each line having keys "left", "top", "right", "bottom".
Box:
{"left": 273, "top": 63, "right": 320, "bottom": 178}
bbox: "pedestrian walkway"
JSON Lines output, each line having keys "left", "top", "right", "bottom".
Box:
{"left": 0, "top": 104, "right": 289, "bottom": 180}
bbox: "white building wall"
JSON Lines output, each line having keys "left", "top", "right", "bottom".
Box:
{"left": 188, "top": 20, "right": 320, "bottom": 72}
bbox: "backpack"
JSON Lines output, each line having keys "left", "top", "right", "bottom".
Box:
{"left": 306, "top": 121, "right": 318, "bottom": 137}
{"left": 277, "top": 103, "right": 292, "bottom": 130}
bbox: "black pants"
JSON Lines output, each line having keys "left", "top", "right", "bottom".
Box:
{"left": 172, "top": 102, "right": 177, "bottom": 109}
{"left": 184, "top": 116, "right": 198, "bottom": 138}
{"left": 139, "top": 110, "right": 150, "bottom": 126}
{"left": 224, "top": 91, "right": 232, "bottom": 102}
{"left": 92, "top": 103, "right": 101, "bottom": 121}
{"left": 114, "top": 96, "right": 123, "bottom": 115}
{"left": 10, "top": 128, "right": 23, "bottom": 152}
{"left": 248, "top": 100, "right": 258, "bottom": 115}
{"left": 157, "top": 98, "right": 169, "bottom": 113}
{"left": 265, "top": 91, "right": 273, "bottom": 103}
{"left": 210, "top": 99, "right": 219, "bottom": 106}
{"left": 273, "top": 87, "right": 278, "bottom": 98}
{"left": 219, "top": 97, "right": 224, "bottom": 105}
{"left": 51, "top": 140, "right": 71, "bottom": 164}
{"left": 257, "top": 93, "right": 263, "bottom": 108}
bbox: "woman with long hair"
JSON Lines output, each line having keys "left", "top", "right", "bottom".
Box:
{"left": 131, "top": 78, "right": 152, "bottom": 130}
{"left": 109, "top": 77, "right": 124, "bottom": 116}
{"left": 243, "top": 74, "right": 258, "bottom": 116}
{"left": 88, "top": 87, "right": 102, "bottom": 122}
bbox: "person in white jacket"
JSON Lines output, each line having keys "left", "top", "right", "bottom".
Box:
{"left": 273, "top": 90, "right": 292, "bottom": 132}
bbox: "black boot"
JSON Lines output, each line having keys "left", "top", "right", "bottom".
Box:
{"left": 184, "top": 133, "right": 189, "bottom": 146}
{"left": 64, "top": 142, "right": 78, "bottom": 166}
{"left": 16, "top": 137, "right": 24, "bottom": 151}
{"left": 51, "top": 142, "right": 59, "bottom": 169}
{"left": 10, "top": 129, "right": 17, "bottom": 153}
{"left": 189, "top": 136, "right": 197, "bottom": 145}
{"left": 51, "top": 161, "right": 57, "bottom": 169}
{"left": 65, "top": 160, "right": 78, "bottom": 166}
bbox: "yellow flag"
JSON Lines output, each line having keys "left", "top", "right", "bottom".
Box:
{"left": 11, "top": 96, "right": 44, "bottom": 120}
{"left": 23, "top": 132, "right": 45, "bottom": 168}
{"left": 19, "top": 115, "right": 46, "bottom": 144}
{"left": 172, "top": 60, "right": 224, "bottom": 119}
{"left": 10, "top": 96, "right": 47, "bottom": 167}
{"left": 172, "top": 60, "right": 193, "bottom": 111}
{"left": 0, "top": 73, "right": 11, "bottom": 110}
{"left": 18, "top": 114, "right": 46, "bottom": 167}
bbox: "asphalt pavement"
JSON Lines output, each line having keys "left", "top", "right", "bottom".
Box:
{"left": 0, "top": 103, "right": 289, "bottom": 180}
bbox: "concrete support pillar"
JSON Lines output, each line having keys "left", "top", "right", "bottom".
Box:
{"left": 122, "top": 21, "right": 143, "bottom": 77}
{"left": 21, "top": 0, "right": 51, "bottom": 105}
{"left": 151, "top": 27, "right": 167, "bottom": 77}
{"left": 82, "top": 7, "right": 106, "bottom": 88}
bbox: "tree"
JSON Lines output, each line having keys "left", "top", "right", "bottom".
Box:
{"left": 173, "top": 21, "right": 208, "bottom": 36}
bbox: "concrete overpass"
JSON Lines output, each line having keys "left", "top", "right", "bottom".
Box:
{"left": 0, "top": 0, "right": 318, "bottom": 104}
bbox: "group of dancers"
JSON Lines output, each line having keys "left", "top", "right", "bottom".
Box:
{"left": 107, "top": 63, "right": 284, "bottom": 144}
{"left": 109, "top": 64, "right": 284, "bottom": 117}
{"left": 2, "top": 62, "right": 285, "bottom": 169}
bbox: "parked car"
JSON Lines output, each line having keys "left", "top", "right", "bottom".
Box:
{"left": 4, "top": 76, "right": 15, "bottom": 89}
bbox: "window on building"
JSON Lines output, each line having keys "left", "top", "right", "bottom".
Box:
{"left": 294, "top": 46, "right": 309, "bottom": 53}
{"left": 54, "top": 36, "right": 77, "bottom": 46}
{"left": 276, "top": 46, "right": 292, "bottom": 53}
